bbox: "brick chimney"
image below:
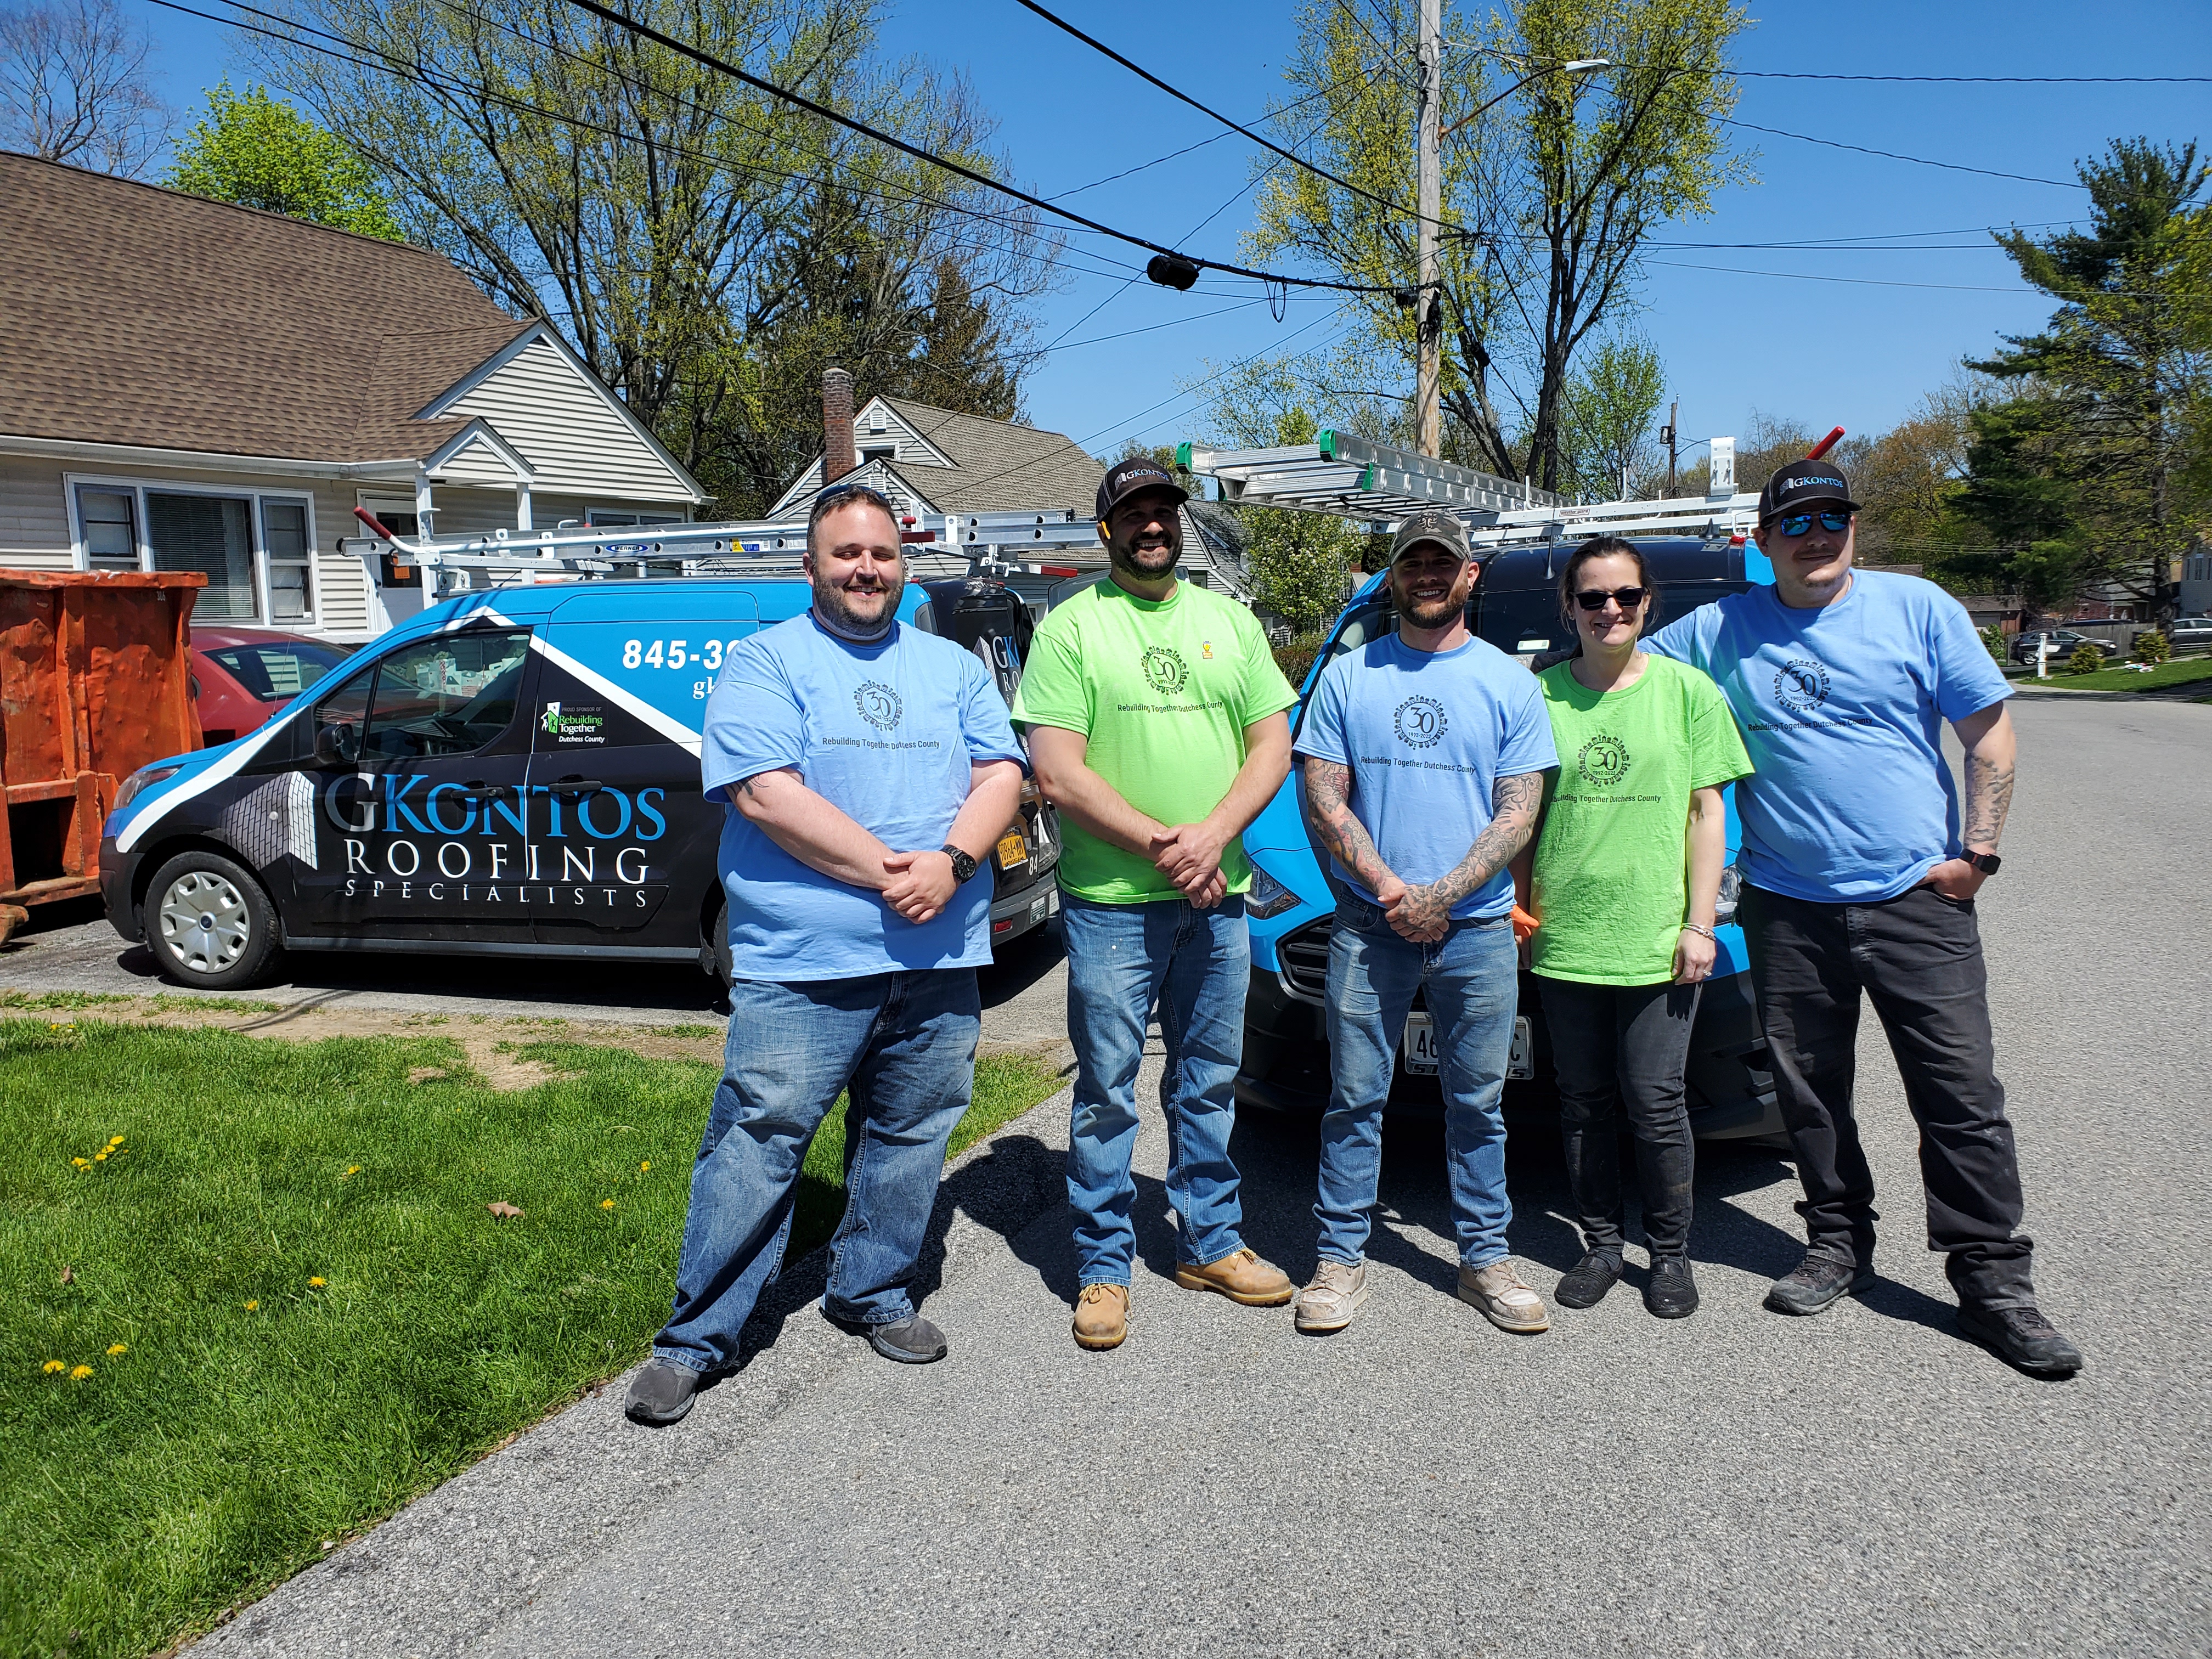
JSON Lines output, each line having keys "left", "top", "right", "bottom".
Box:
{"left": 822, "top": 366, "right": 856, "bottom": 486}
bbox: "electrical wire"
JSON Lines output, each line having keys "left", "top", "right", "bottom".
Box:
{"left": 1729, "top": 70, "right": 2212, "bottom": 84}
{"left": 1721, "top": 117, "right": 2085, "bottom": 189}
{"left": 1649, "top": 260, "right": 2042, "bottom": 294}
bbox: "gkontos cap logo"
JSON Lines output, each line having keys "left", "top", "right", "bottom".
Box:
{"left": 1140, "top": 645, "right": 1188, "bottom": 696}
{"left": 1393, "top": 696, "right": 1447, "bottom": 749}
{"left": 1577, "top": 732, "right": 1630, "bottom": 787}
{"left": 1773, "top": 658, "right": 1831, "bottom": 715}
{"left": 854, "top": 681, "right": 903, "bottom": 731}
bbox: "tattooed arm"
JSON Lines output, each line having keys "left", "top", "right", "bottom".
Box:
{"left": 1925, "top": 702, "right": 2016, "bottom": 900}
{"left": 1390, "top": 770, "right": 1551, "bottom": 943}
{"left": 1300, "top": 757, "right": 1403, "bottom": 905}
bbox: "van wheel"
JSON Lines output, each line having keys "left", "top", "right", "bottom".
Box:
{"left": 146, "top": 850, "right": 283, "bottom": 991}
{"left": 710, "top": 901, "right": 733, "bottom": 994}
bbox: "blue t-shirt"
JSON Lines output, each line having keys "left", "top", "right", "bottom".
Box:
{"left": 1293, "top": 632, "right": 1559, "bottom": 919}
{"left": 702, "top": 613, "right": 1027, "bottom": 981}
{"left": 1644, "top": 569, "right": 2011, "bottom": 902}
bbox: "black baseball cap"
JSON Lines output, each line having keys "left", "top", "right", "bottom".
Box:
{"left": 1096, "top": 457, "right": 1188, "bottom": 521}
{"left": 1388, "top": 509, "right": 1471, "bottom": 563}
{"left": 1758, "top": 462, "right": 1861, "bottom": 525}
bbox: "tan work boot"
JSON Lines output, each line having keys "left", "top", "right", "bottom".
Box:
{"left": 1071, "top": 1283, "right": 1130, "bottom": 1351}
{"left": 1175, "top": 1247, "right": 1294, "bottom": 1307}
{"left": 1457, "top": 1259, "right": 1551, "bottom": 1333}
{"left": 1294, "top": 1259, "right": 1368, "bottom": 1333}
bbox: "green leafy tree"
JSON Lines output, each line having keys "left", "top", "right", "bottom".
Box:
{"left": 165, "top": 82, "right": 401, "bottom": 240}
{"left": 1560, "top": 336, "right": 1665, "bottom": 499}
{"left": 1245, "top": 0, "right": 1744, "bottom": 491}
{"left": 1963, "top": 138, "right": 2211, "bottom": 614}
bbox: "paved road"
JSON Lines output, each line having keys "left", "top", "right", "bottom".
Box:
{"left": 114, "top": 699, "right": 2212, "bottom": 1653}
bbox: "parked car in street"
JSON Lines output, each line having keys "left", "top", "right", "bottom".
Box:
{"left": 2010, "top": 629, "right": 2114, "bottom": 666}
{"left": 2162, "top": 616, "right": 2212, "bottom": 651}
{"left": 1235, "top": 535, "right": 1785, "bottom": 1143}
{"left": 190, "top": 627, "right": 356, "bottom": 746}
{"left": 103, "top": 577, "right": 1057, "bottom": 990}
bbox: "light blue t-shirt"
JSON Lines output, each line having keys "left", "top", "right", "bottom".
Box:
{"left": 1293, "top": 632, "right": 1559, "bottom": 919}
{"left": 1644, "top": 569, "right": 2011, "bottom": 903}
{"left": 702, "top": 613, "right": 1027, "bottom": 981}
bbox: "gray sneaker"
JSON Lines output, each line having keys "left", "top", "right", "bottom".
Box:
{"left": 624, "top": 1361, "right": 701, "bottom": 1426}
{"left": 1294, "top": 1259, "right": 1369, "bottom": 1333}
{"left": 1457, "top": 1259, "right": 1551, "bottom": 1334}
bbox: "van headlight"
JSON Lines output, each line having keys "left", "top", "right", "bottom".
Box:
{"left": 1246, "top": 862, "right": 1302, "bottom": 919}
{"left": 114, "top": 765, "right": 181, "bottom": 813}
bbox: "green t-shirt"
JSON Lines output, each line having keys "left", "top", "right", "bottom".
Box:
{"left": 1530, "top": 653, "right": 1752, "bottom": 986}
{"left": 1011, "top": 578, "right": 1297, "bottom": 904}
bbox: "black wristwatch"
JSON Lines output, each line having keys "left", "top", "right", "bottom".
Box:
{"left": 941, "top": 844, "right": 979, "bottom": 883}
{"left": 1963, "top": 850, "right": 2002, "bottom": 876}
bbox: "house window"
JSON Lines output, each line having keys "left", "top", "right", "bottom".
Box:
{"left": 70, "top": 480, "right": 315, "bottom": 624}
{"left": 860, "top": 445, "right": 895, "bottom": 464}
{"left": 586, "top": 509, "right": 684, "bottom": 527}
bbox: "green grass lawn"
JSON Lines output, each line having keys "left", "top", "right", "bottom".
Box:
{"left": 0, "top": 1018, "right": 1060, "bottom": 1658}
{"left": 2028, "top": 655, "right": 2212, "bottom": 692}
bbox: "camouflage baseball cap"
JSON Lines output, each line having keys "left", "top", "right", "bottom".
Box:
{"left": 1388, "top": 509, "right": 1471, "bottom": 563}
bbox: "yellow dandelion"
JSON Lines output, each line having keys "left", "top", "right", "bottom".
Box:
{"left": 72, "top": 1158, "right": 90, "bottom": 1169}
{"left": 106, "top": 1344, "right": 128, "bottom": 1357}
{"left": 68, "top": 1365, "right": 93, "bottom": 1380}
{"left": 109, "top": 1135, "right": 125, "bottom": 1146}
{"left": 244, "top": 1300, "right": 259, "bottom": 1311}
{"left": 600, "top": 1198, "right": 616, "bottom": 1210}
{"left": 93, "top": 1149, "right": 109, "bottom": 1161}
{"left": 640, "top": 1160, "right": 650, "bottom": 1172}
{"left": 42, "top": 1360, "right": 65, "bottom": 1374}
{"left": 344, "top": 1165, "right": 361, "bottom": 1177}
{"left": 307, "top": 1277, "right": 326, "bottom": 1288}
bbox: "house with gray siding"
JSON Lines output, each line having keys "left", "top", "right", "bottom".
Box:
{"left": 0, "top": 152, "right": 707, "bottom": 640}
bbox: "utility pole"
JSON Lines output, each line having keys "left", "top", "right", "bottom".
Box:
{"left": 1415, "top": 0, "right": 1442, "bottom": 458}
{"left": 1662, "top": 399, "right": 1678, "bottom": 496}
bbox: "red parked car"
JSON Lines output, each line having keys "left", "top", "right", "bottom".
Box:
{"left": 190, "top": 627, "right": 357, "bottom": 746}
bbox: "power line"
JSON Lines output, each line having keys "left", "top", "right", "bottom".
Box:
{"left": 1007, "top": 0, "right": 1467, "bottom": 234}
{"left": 1731, "top": 70, "right": 2212, "bottom": 84}
{"left": 1649, "top": 259, "right": 2042, "bottom": 294}
{"left": 552, "top": 0, "right": 1401, "bottom": 293}
{"left": 1045, "top": 70, "right": 1355, "bottom": 201}
{"left": 1722, "top": 117, "right": 2085, "bottom": 189}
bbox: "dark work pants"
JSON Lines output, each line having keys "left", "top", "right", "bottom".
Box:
{"left": 1538, "top": 977, "right": 1699, "bottom": 1260}
{"left": 1740, "top": 883, "right": 2035, "bottom": 1307}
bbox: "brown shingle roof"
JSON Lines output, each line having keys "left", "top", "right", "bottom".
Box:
{"left": 0, "top": 151, "right": 529, "bottom": 462}
{"left": 876, "top": 396, "right": 1105, "bottom": 515}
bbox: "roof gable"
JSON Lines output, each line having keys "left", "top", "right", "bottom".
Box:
{"left": 768, "top": 394, "right": 1104, "bottom": 518}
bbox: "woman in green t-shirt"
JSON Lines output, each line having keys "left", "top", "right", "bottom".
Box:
{"left": 1512, "top": 536, "right": 1751, "bottom": 1320}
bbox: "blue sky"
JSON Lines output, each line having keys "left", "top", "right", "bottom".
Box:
{"left": 123, "top": 0, "right": 2210, "bottom": 469}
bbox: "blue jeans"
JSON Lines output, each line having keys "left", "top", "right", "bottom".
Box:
{"left": 1062, "top": 891, "right": 1250, "bottom": 1287}
{"left": 1318, "top": 895, "right": 1519, "bottom": 1269}
{"left": 652, "top": 969, "right": 979, "bottom": 1375}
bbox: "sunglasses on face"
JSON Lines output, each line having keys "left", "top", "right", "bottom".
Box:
{"left": 1573, "top": 585, "right": 1648, "bottom": 612}
{"left": 1775, "top": 510, "right": 1851, "bottom": 538}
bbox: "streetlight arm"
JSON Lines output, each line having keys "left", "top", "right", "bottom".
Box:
{"left": 1439, "top": 58, "right": 1607, "bottom": 140}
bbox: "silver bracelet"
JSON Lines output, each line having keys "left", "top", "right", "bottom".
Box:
{"left": 1680, "top": 923, "right": 1717, "bottom": 941}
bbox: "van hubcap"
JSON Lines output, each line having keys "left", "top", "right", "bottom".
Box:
{"left": 158, "top": 871, "right": 249, "bottom": 973}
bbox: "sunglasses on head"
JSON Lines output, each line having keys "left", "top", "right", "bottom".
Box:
{"left": 1774, "top": 510, "right": 1851, "bottom": 537}
{"left": 1573, "top": 585, "right": 1647, "bottom": 612}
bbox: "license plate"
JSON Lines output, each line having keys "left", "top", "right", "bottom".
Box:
{"left": 1401, "top": 1014, "right": 1535, "bottom": 1079}
{"left": 996, "top": 830, "right": 1028, "bottom": 870}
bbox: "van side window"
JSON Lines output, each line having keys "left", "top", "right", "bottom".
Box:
{"left": 315, "top": 630, "right": 533, "bottom": 761}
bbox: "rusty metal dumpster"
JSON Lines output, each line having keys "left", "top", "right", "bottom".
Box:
{"left": 0, "top": 570, "right": 204, "bottom": 944}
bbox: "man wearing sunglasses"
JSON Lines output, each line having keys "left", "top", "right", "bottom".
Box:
{"left": 1643, "top": 462, "right": 2081, "bottom": 1377}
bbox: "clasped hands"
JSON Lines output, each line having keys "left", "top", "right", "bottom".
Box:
{"left": 880, "top": 848, "right": 959, "bottom": 924}
{"left": 1148, "top": 820, "right": 1229, "bottom": 910}
{"left": 1372, "top": 873, "right": 1452, "bottom": 943}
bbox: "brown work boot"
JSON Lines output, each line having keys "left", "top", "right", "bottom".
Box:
{"left": 1071, "top": 1283, "right": 1129, "bottom": 1351}
{"left": 1457, "top": 1258, "right": 1551, "bottom": 1334}
{"left": 1175, "top": 1246, "right": 1295, "bottom": 1307}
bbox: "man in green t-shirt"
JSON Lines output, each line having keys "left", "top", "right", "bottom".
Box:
{"left": 1012, "top": 457, "right": 1297, "bottom": 1351}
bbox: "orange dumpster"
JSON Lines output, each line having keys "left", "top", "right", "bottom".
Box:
{"left": 0, "top": 570, "right": 204, "bottom": 944}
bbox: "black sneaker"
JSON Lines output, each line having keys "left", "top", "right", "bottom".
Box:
{"left": 1644, "top": 1256, "right": 1699, "bottom": 1319}
{"left": 624, "top": 1360, "right": 701, "bottom": 1426}
{"left": 1764, "top": 1254, "right": 1876, "bottom": 1316}
{"left": 867, "top": 1313, "right": 949, "bottom": 1365}
{"left": 1957, "top": 1302, "right": 2083, "bottom": 1378}
{"left": 1554, "top": 1251, "right": 1624, "bottom": 1310}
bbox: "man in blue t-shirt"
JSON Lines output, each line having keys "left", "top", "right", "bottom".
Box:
{"left": 1291, "top": 510, "right": 1559, "bottom": 1338}
{"left": 626, "top": 483, "right": 1026, "bottom": 1425}
{"left": 1646, "top": 461, "right": 2080, "bottom": 1377}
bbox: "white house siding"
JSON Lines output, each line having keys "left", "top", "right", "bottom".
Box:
{"left": 420, "top": 488, "right": 673, "bottom": 540}
{"left": 855, "top": 400, "right": 955, "bottom": 470}
{"left": 1, "top": 453, "right": 78, "bottom": 569}
{"left": 440, "top": 338, "right": 696, "bottom": 503}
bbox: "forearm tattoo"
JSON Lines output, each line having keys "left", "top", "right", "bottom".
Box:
{"left": 1412, "top": 771, "right": 1547, "bottom": 920}
{"left": 1962, "top": 749, "right": 2015, "bottom": 849}
{"left": 1301, "top": 759, "right": 1392, "bottom": 890}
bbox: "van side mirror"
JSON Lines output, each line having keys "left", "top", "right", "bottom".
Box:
{"left": 314, "top": 722, "right": 360, "bottom": 767}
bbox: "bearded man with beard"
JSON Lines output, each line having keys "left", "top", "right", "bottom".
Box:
{"left": 1290, "top": 512, "right": 1559, "bottom": 1338}
{"left": 1013, "top": 459, "right": 1298, "bottom": 1352}
{"left": 626, "top": 483, "right": 1026, "bottom": 1425}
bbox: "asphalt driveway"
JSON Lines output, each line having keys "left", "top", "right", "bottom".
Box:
{"left": 184, "top": 695, "right": 2210, "bottom": 1656}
